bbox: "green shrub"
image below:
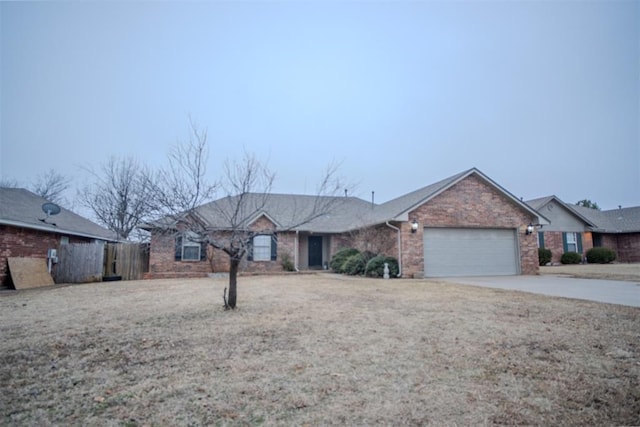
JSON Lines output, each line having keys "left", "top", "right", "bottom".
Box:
{"left": 561, "top": 251, "right": 582, "bottom": 264}
{"left": 330, "top": 248, "right": 360, "bottom": 273}
{"left": 343, "top": 253, "right": 368, "bottom": 276}
{"left": 538, "top": 248, "right": 552, "bottom": 266}
{"left": 365, "top": 255, "right": 399, "bottom": 278}
{"left": 281, "top": 252, "right": 295, "bottom": 271}
{"left": 586, "top": 247, "right": 617, "bottom": 264}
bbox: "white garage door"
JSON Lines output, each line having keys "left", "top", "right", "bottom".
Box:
{"left": 423, "top": 228, "right": 519, "bottom": 277}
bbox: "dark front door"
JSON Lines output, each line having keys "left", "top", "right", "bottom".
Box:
{"left": 308, "top": 236, "right": 323, "bottom": 268}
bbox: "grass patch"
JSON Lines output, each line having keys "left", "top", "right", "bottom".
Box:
{"left": 1, "top": 274, "right": 638, "bottom": 425}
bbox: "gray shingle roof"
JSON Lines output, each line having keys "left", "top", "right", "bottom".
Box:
{"left": 156, "top": 168, "right": 546, "bottom": 233}
{"left": 527, "top": 194, "right": 640, "bottom": 233}
{"left": 572, "top": 204, "right": 640, "bottom": 233}
{"left": 0, "top": 187, "right": 119, "bottom": 241}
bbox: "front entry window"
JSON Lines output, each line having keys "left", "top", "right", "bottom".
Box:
{"left": 565, "top": 232, "right": 578, "bottom": 252}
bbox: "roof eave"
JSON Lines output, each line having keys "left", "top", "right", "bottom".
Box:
{"left": 0, "top": 219, "right": 120, "bottom": 242}
{"left": 393, "top": 168, "right": 551, "bottom": 225}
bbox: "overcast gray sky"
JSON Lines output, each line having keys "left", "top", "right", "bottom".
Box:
{"left": 1, "top": 1, "right": 638, "bottom": 211}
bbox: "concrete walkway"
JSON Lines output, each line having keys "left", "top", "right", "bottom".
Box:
{"left": 439, "top": 275, "right": 640, "bottom": 308}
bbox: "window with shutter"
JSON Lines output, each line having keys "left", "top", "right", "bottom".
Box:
{"left": 252, "top": 235, "right": 271, "bottom": 261}
{"left": 176, "top": 232, "right": 202, "bottom": 261}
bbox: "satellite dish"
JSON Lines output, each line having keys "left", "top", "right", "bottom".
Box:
{"left": 42, "top": 202, "right": 61, "bottom": 217}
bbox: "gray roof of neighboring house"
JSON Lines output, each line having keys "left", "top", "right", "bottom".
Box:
{"left": 527, "top": 195, "right": 640, "bottom": 233}
{"left": 149, "top": 168, "right": 547, "bottom": 233}
{"left": 0, "top": 187, "right": 119, "bottom": 241}
{"left": 571, "top": 204, "right": 640, "bottom": 233}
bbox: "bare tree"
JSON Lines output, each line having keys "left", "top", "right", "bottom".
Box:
{"left": 0, "top": 178, "right": 20, "bottom": 188}
{"left": 31, "top": 169, "right": 71, "bottom": 205}
{"left": 203, "top": 155, "right": 345, "bottom": 309}
{"left": 148, "top": 121, "right": 346, "bottom": 309}
{"left": 79, "top": 156, "right": 154, "bottom": 240}
{"left": 148, "top": 119, "right": 217, "bottom": 218}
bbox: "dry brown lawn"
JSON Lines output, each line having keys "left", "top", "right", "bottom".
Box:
{"left": 1, "top": 274, "right": 638, "bottom": 426}
{"left": 541, "top": 263, "right": 640, "bottom": 282}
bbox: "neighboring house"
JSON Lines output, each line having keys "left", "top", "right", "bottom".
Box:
{"left": 144, "top": 168, "right": 548, "bottom": 279}
{"left": 527, "top": 196, "right": 640, "bottom": 263}
{"left": 572, "top": 204, "right": 640, "bottom": 263}
{"left": 0, "top": 187, "right": 119, "bottom": 285}
{"left": 526, "top": 196, "right": 596, "bottom": 264}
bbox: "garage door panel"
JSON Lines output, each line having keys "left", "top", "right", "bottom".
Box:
{"left": 424, "top": 228, "right": 518, "bottom": 277}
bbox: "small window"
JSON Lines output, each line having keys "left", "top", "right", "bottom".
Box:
{"left": 60, "top": 236, "right": 69, "bottom": 245}
{"left": 566, "top": 232, "right": 578, "bottom": 252}
{"left": 176, "top": 232, "right": 203, "bottom": 262}
{"left": 252, "top": 235, "right": 272, "bottom": 261}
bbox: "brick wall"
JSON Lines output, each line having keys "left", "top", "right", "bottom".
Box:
{"left": 401, "top": 174, "right": 539, "bottom": 277}
{"left": 145, "top": 216, "right": 299, "bottom": 279}
{"left": 0, "top": 225, "right": 92, "bottom": 286}
{"left": 597, "top": 233, "right": 640, "bottom": 263}
{"left": 615, "top": 233, "right": 640, "bottom": 262}
{"left": 540, "top": 231, "right": 594, "bottom": 264}
{"left": 146, "top": 231, "right": 212, "bottom": 279}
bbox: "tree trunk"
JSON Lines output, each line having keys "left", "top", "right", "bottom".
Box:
{"left": 227, "top": 258, "right": 239, "bottom": 309}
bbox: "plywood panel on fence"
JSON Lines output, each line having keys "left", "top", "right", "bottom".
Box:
{"left": 8, "top": 257, "right": 55, "bottom": 289}
{"left": 55, "top": 243, "right": 104, "bottom": 284}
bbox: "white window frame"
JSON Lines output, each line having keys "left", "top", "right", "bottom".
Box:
{"left": 252, "top": 235, "right": 272, "bottom": 261}
{"left": 566, "top": 232, "right": 578, "bottom": 253}
{"left": 181, "top": 232, "right": 202, "bottom": 261}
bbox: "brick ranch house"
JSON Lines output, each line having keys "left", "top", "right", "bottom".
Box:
{"left": 528, "top": 195, "right": 640, "bottom": 263}
{"left": 144, "top": 168, "right": 548, "bottom": 279}
{"left": 0, "top": 187, "right": 119, "bottom": 286}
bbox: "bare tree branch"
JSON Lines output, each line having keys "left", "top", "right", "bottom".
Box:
{"left": 79, "top": 156, "right": 154, "bottom": 240}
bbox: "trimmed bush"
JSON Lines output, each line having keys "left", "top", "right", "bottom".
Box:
{"left": 365, "top": 255, "right": 399, "bottom": 278}
{"left": 561, "top": 251, "right": 582, "bottom": 264}
{"left": 343, "top": 253, "right": 367, "bottom": 276}
{"left": 586, "top": 247, "right": 617, "bottom": 264}
{"left": 538, "top": 248, "right": 552, "bottom": 266}
{"left": 330, "top": 248, "right": 360, "bottom": 273}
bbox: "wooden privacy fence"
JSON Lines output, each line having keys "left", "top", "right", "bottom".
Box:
{"left": 55, "top": 243, "right": 104, "bottom": 283}
{"left": 104, "top": 243, "right": 149, "bottom": 281}
{"left": 54, "top": 243, "right": 149, "bottom": 284}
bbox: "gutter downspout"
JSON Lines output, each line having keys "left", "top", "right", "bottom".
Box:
{"left": 385, "top": 221, "right": 402, "bottom": 277}
{"left": 294, "top": 230, "right": 300, "bottom": 272}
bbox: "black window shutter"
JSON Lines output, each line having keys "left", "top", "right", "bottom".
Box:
{"left": 271, "top": 234, "right": 278, "bottom": 261}
{"left": 200, "top": 242, "right": 207, "bottom": 261}
{"left": 175, "top": 235, "right": 183, "bottom": 261}
{"left": 577, "top": 233, "right": 583, "bottom": 253}
{"left": 247, "top": 237, "right": 253, "bottom": 261}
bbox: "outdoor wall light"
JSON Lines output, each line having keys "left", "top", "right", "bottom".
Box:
{"left": 525, "top": 223, "right": 543, "bottom": 235}
{"left": 410, "top": 220, "right": 419, "bottom": 233}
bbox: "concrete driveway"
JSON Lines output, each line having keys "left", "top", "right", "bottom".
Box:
{"left": 440, "top": 275, "right": 640, "bottom": 307}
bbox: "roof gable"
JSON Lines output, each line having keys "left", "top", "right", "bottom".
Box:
{"left": 526, "top": 195, "right": 595, "bottom": 228}
{"left": 380, "top": 168, "right": 549, "bottom": 225}
{"left": 145, "top": 168, "right": 550, "bottom": 234}
{"left": 0, "top": 187, "right": 118, "bottom": 241}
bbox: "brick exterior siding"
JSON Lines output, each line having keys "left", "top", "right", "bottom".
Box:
{"left": 539, "top": 231, "right": 594, "bottom": 264}
{"left": 401, "top": 175, "right": 539, "bottom": 277}
{"left": 597, "top": 233, "right": 640, "bottom": 263}
{"left": 145, "top": 175, "right": 543, "bottom": 279}
{"left": 0, "top": 225, "right": 93, "bottom": 286}
{"left": 145, "top": 215, "right": 297, "bottom": 279}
